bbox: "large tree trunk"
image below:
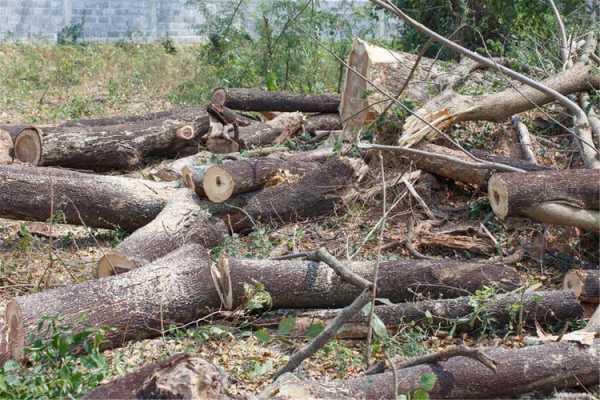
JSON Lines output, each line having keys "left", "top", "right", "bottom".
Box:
{"left": 2, "top": 244, "right": 519, "bottom": 362}
{"left": 262, "top": 340, "right": 599, "bottom": 399}
{"left": 564, "top": 269, "right": 600, "bottom": 304}
{"left": 13, "top": 113, "right": 210, "bottom": 171}
{"left": 256, "top": 289, "right": 583, "bottom": 338}
{"left": 0, "top": 165, "right": 175, "bottom": 231}
{"left": 97, "top": 189, "right": 227, "bottom": 277}
{"left": 399, "top": 62, "right": 600, "bottom": 146}
{"left": 83, "top": 354, "right": 229, "bottom": 400}
{"left": 488, "top": 169, "right": 600, "bottom": 231}
{"left": 212, "top": 88, "right": 340, "bottom": 113}
{"left": 182, "top": 158, "right": 319, "bottom": 203}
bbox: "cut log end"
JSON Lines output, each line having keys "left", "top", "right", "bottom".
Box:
{"left": 181, "top": 166, "right": 197, "bottom": 192}
{"left": 13, "top": 128, "right": 42, "bottom": 165}
{"left": 5, "top": 301, "right": 24, "bottom": 362}
{"left": 212, "top": 88, "right": 227, "bottom": 107}
{"left": 97, "top": 253, "right": 140, "bottom": 277}
{"left": 175, "top": 125, "right": 195, "bottom": 141}
{"left": 203, "top": 166, "right": 235, "bottom": 203}
{"left": 488, "top": 175, "right": 510, "bottom": 219}
{"left": 564, "top": 269, "right": 600, "bottom": 304}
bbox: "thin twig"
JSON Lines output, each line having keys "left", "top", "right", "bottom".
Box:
{"left": 548, "top": 0, "right": 571, "bottom": 69}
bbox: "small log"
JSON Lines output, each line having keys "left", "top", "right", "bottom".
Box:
{"left": 489, "top": 169, "right": 600, "bottom": 231}
{"left": 60, "top": 106, "right": 209, "bottom": 128}
{"left": 83, "top": 354, "right": 229, "bottom": 400}
{"left": 262, "top": 340, "right": 599, "bottom": 399}
{"left": 0, "top": 129, "right": 12, "bottom": 164}
{"left": 564, "top": 270, "right": 600, "bottom": 304}
{"left": 182, "top": 158, "right": 319, "bottom": 203}
{"left": 3, "top": 244, "right": 519, "bottom": 362}
{"left": 303, "top": 113, "right": 342, "bottom": 134}
{"left": 257, "top": 290, "right": 583, "bottom": 338}
{"left": 212, "top": 87, "right": 340, "bottom": 113}
{"left": 13, "top": 113, "right": 210, "bottom": 171}
{"left": 97, "top": 189, "right": 227, "bottom": 277}
{"left": 0, "top": 164, "right": 175, "bottom": 231}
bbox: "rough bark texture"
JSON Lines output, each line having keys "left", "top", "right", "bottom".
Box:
{"left": 213, "top": 88, "right": 340, "bottom": 113}
{"left": 183, "top": 158, "right": 319, "bottom": 203}
{"left": 0, "top": 164, "right": 175, "bottom": 232}
{"left": 303, "top": 113, "right": 343, "bottom": 134}
{"left": 238, "top": 112, "right": 304, "bottom": 148}
{"left": 97, "top": 189, "right": 227, "bottom": 277}
{"left": 489, "top": 170, "right": 600, "bottom": 231}
{"left": 262, "top": 340, "right": 599, "bottom": 399}
{"left": 84, "top": 354, "right": 229, "bottom": 400}
{"left": 60, "top": 106, "right": 209, "bottom": 128}
{"left": 400, "top": 62, "right": 600, "bottom": 146}
{"left": 565, "top": 269, "right": 600, "bottom": 304}
{"left": 222, "top": 157, "right": 361, "bottom": 231}
{"left": 257, "top": 289, "right": 583, "bottom": 338}
{"left": 14, "top": 112, "right": 210, "bottom": 171}
{"left": 0, "top": 129, "right": 12, "bottom": 164}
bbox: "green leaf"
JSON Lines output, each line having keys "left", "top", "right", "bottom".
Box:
{"left": 305, "top": 323, "right": 325, "bottom": 338}
{"left": 413, "top": 388, "right": 430, "bottom": 400}
{"left": 277, "top": 316, "right": 296, "bottom": 337}
{"left": 255, "top": 328, "right": 271, "bottom": 344}
{"left": 419, "top": 372, "right": 438, "bottom": 391}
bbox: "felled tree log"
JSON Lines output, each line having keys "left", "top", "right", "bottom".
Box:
{"left": 0, "top": 165, "right": 175, "bottom": 231}
{"left": 256, "top": 290, "right": 583, "bottom": 338}
{"left": 564, "top": 270, "right": 600, "bottom": 304}
{"left": 262, "top": 340, "right": 599, "bottom": 399}
{"left": 182, "top": 158, "right": 319, "bottom": 202}
{"left": 489, "top": 169, "right": 600, "bottom": 231}
{"left": 13, "top": 112, "right": 210, "bottom": 171}
{"left": 60, "top": 106, "right": 209, "bottom": 128}
{"left": 212, "top": 87, "right": 340, "bottom": 113}
{"left": 0, "top": 129, "right": 12, "bottom": 164}
{"left": 303, "top": 113, "right": 343, "bottom": 134}
{"left": 83, "top": 354, "right": 229, "bottom": 400}
{"left": 97, "top": 189, "right": 226, "bottom": 277}
{"left": 3, "top": 244, "right": 519, "bottom": 362}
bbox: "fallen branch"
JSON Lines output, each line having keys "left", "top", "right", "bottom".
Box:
{"left": 512, "top": 115, "right": 537, "bottom": 164}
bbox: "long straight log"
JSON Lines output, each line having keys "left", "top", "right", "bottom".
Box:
{"left": 257, "top": 289, "right": 583, "bottom": 338}
{"left": 212, "top": 88, "right": 340, "bottom": 113}
{"left": 60, "top": 106, "right": 209, "bottom": 128}
{"left": 83, "top": 354, "right": 228, "bottom": 400}
{"left": 489, "top": 169, "right": 600, "bottom": 231}
{"left": 13, "top": 112, "right": 209, "bottom": 171}
{"left": 3, "top": 244, "right": 520, "bottom": 362}
{"left": 565, "top": 269, "right": 600, "bottom": 304}
{"left": 262, "top": 340, "right": 599, "bottom": 399}
{"left": 182, "top": 158, "right": 319, "bottom": 202}
{"left": 97, "top": 189, "right": 227, "bottom": 277}
{"left": 0, "top": 164, "right": 175, "bottom": 231}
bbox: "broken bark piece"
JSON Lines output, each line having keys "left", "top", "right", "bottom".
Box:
{"left": 13, "top": 113, "right": 210, "bottom": 171}
{"left": 212, "top": 87, "right": 340, "bottom": 113}
{"left": 261, "top": 340, "right": 599, "bottom": 399}
{"left": 97, "top": 189, "right": 226, "bottom": 277}
{"left": 83, "top": 354, "right": 229, "bottom": 400}
{"left": 257, "top": 289, "right": 583, "bottom": 339}
{"left": 0, "top": 164, "right": 175, "bottom": 231}
{"left": 489, "top": 169, "right": 600, "bottom": 231}
{"left": 564, "top": 269, "right": 600, "bottom": 304}
{"left": 182, "top": 158, "right": 319, "bottom": 203}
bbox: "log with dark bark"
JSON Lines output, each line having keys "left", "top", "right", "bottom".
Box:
{"left": 182, "top": 158, "right": 319, "bottom": 203}
{"left": 212, "top": 87, "right": 340, "bottom": 113}
{"left": 564, "top": 269, "right": 600, "bottom": 304}
{"left": 83, "top": 354, "right": 229, "bottom": 400}
{"left": 256, "top": 289, "right": 583, "bottom": 338}
{"left": 0, "top": 164, "right": 175, "bottom": 232}
{"left": 303, "top": 113, "right": 343, "bottom": 134}
{"left": 13, "top": 112, "right": 210, "bottom": 171}
{"left": 97, "top": 189, "right": 227, "bottom": 277}
{"left": 261, "top": 340, "right": 599, "bottom": 399}
{"left": 60, "top": 106, "right": 208, "bottom": 128}
{"left": 2, "top": 244, "right": 520, "bottom": 362}
{"left": 489, "top": 169, "right": 600, "bottom": 231}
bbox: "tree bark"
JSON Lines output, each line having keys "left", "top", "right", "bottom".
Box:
{"left": 0, "top": 129, "right": 12, "bottom": 164}
{"left": 564, "top": 269, "right": 600, "bottom": 304}
{"left": 2, "top": 244, "right": 519, "bottom": 362}
{"left": 303, "top": 113, "right": 342, "bottom": 134}
{"left": 488, "top": 169, "right": 600, "bottom": 231}
{"left": 13, "top": 112, "right": 210, "bottom": 171}
{"left": 60, "top": 106, "right": 209, "bottom": 128}
{"left": 182, "top": 158, "right": 319, "bottom": 203}
{"left": 97, "top": 189, "right": 227, "bottom": 277}
{"left": 0, "top": 164, "right": 175, "bottom": 232}
{"left": 256, "top": 290, "right": 583, "bottom": 338}
{"left": 212, "top": 87, "right": 340, "bottom": 113}
{"left": 261, "top": 340, "right": 599, "bottom": 399}
{"left": 83, "top": 354, "right": 229, "bottom": 400}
